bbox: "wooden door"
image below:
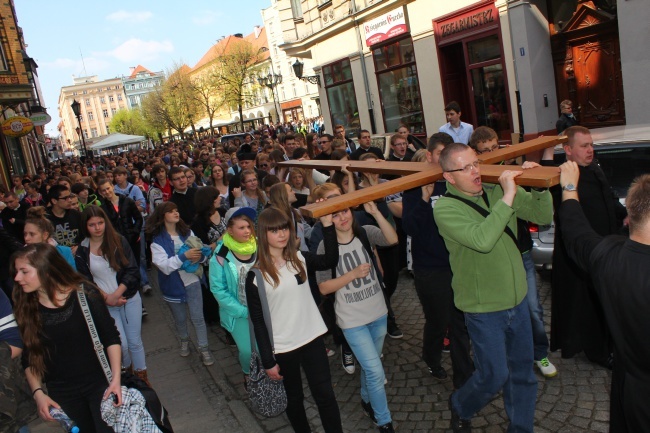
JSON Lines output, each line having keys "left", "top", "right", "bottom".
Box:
{"left": 551, "top": 2, "right": 625, "bottom": 127}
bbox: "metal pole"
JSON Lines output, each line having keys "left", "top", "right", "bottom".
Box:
{"left": 76, "top": 115, "right": 88, "bottom": 158}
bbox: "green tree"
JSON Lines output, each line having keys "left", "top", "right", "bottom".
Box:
{"left": 140, "top": 64, "right": 201, "bottom": 140}
{"left": 211, "top": 39, "right": 265, "bottom": 131}
{"left": 109, "top": 108, "right": 150, "bottom": 137}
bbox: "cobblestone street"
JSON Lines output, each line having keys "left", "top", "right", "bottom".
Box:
{"left": 28, "top": 269, "right": 613, "bottom": 433}
{"left": 213, "top": 269, "right": 613, "bottom": 433}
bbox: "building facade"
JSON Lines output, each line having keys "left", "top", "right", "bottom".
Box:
{"left": 58, "top": 75, "right": 128, "bottom": 153}
{"left": 122, "top": 65, "right": 163, "bottom": 109}
{"left": 0, "top": 0, "right": 49, "bottom": 183}
{"left": 262, "top": 4, "right": 321, "bottom": 124}
{"left": 277, "top": 0, "right": 649, "bottom": 142}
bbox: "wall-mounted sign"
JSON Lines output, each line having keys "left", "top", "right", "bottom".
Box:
{"left": 30, "top": 112, "right": 52, "bottom": 126}
{"left": 364, "top": 6, "right": 408, "bottom": 47}
{"left": 434, "top": 2, "right": 499, "bottom": 44}
{"left": 1, "top": 116, "right": 34, "bottom": 138}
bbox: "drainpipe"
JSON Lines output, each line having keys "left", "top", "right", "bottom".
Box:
{"left": 507, "top": 1, "right": 525, "bottom": 142}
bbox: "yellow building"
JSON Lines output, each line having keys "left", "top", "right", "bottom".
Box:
{"left": 0, "top": 0, "right": 49, "bottom": 184}
{"left": 58, "top": 76, "right": 128, "bottom": 155}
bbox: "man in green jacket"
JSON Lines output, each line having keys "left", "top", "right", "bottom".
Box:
{"left": 433, "top": 143, "right": 553, "bottom": 433}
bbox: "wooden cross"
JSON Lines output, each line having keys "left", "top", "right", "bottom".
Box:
{"left": 280, "top": 135, "right": 566, "bottom": 218}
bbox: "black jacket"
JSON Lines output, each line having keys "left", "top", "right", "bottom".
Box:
{"left": 100, "top": 194, "right": 143, "bottom": 246}
{"left": 75, "top": 235, "right": 141, "bottom": 299}
{"left": 170, "top": 187, "right": 198, "bottom": 225}
{"left": 556, "top": 113, "right": 578, "bottom": 134}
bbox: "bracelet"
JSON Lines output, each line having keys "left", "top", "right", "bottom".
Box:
{"left": 32, "top": 387, "right": 44, "bottom": 398}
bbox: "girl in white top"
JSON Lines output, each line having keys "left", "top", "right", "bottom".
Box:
{"left": 245, "top": 206, "right": 342, "bottom": 433}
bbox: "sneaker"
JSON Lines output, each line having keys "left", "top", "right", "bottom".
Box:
{"left": 428, "top": 365, "right": 449, "bottom": 382}
{"left": 326, "top": 347, "right": 336, "bottom": 357}
{"left": 449, "top": 394, "right": 471, "bottom": 433}
{"left": 179, "top": 339, "right": 190, "bottom": 357}
{"left": 200, "top": 347, "right": 215, "bottom": 366}
{"left": 387, "top": 323, "right": 403, "bottom": 339}
{"left": 141, "top": 305, "right": 148, "bottom": 317}
{"left": 442, "top": 337, "right": 451, "bottom": 353}
{"left": 341, "top": 349, "right": 355, "bottom": 374}
{"left": 142, "top": 284, "right": 152, "bottom": 295}
{"left": 534, "top": 357, "right": 558, "bottom": 378}
{"left": 377, "top": 422, "right": 395, "bottom": 432}
{"left": 361, "top": 400, "right": 377, "bottom": 425}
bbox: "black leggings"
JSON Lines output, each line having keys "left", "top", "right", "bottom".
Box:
{"left": 48, "top": 377, "right": 113, "bottom": 433}
{"left": 274, "top": 337, "right": 343, "bottom": 433}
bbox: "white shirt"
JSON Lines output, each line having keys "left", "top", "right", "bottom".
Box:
{"left": 89, "top": 253, "right": 118, "bottom": 294}
{"left": 253, "top": 253, "right": 327, "bottom": 354}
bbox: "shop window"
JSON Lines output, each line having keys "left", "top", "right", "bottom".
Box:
{"left": 323, "top": 58, "right": 360, "bottom": 134}
{"left": 467, "top": 35, "right": 500, "bottom": 64}
{"left": 372, "top": 37, "right": 425, "bottom": 135}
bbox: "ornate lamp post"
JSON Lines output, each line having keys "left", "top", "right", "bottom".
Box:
{"left": 292, "top": 59, "right": 321, "bottom": 86}
{"left": 257, "top": 72, "right": 282, "bottom": 124}
{"left": 70, "top": 99, "right": 88, "bottom": 157}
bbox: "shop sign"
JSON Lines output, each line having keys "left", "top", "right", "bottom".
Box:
{"left": 364, "top": 7, "right": 408, "bottom": 47}
{"left": 435, "top": 3, "right": 498, "bottom": 42}
{"left": 1, "top": 116, "right": 34, "bottom": 138}
{"left": 30, "top": 112, "right": 52, "bottom": 126}
{"left": 0, "top": 76, "right": 19, "bottom": 85}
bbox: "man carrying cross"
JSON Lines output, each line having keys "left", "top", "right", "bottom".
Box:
{"left": 433, "top": 143, "right": 553, "bottom": 432}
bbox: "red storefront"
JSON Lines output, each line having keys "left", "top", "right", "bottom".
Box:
{"left": 433, "top": 1, "right": 514, "bottom": 141}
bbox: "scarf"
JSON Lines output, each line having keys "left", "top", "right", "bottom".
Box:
{"left": 222, "top": 232, "right": 257, "bottom": 255}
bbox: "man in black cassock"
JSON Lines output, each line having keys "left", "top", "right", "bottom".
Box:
{"left": 558, "top": 162, "right": 649, "bottom": 433}
{"left": 542, "top": 126, "right": 627, "bottom": 368}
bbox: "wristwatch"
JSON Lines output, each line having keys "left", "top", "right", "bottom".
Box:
{"left": 562, "top": 183, "right": 577, "bottom": 192}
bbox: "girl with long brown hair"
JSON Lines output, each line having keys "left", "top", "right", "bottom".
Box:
{"left": 147, "top": 201, "right": 214, "bottom": 366}
{"left": 75, "top": 205, "right": 148, "bottom": 384}
{"left": 12, "top": 243, "right": 122, "bottom": 432}
{"left": 268, "top": 182, "right": 312, "bottom": 252}
{"left": 232, "top": 169, "right": 268, "bottom": 226}
{"left": 209, "top": 162, "right": 230, "bottom": 211}
{"left": 245, "top": 206, "right": 342, "bottom": 433}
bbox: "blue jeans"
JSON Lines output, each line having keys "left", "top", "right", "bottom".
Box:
{"left": 522, "top": 251, "right": 549, "bottom": 361}
{"left": 167, "top": 281, "right": 209, "bottom": 348}
{"left": 342, "top": 315, "right": 391, "bottom": 426}
{"left": 452, "top": 300, "right": 537, "bottom": 433}
{"left": 108, "top": 292, "right": 146, "bottom": 370}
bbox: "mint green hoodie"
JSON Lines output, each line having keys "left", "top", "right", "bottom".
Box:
{"left": 433, "top": 182, "right": 552, "bottom": 313}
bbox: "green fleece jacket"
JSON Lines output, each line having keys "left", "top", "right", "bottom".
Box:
{"left": 433, "top": 182, "right": 552, "bottom": 313}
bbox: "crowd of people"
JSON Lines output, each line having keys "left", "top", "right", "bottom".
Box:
{"left": 0, "top": 100, "right": 647, "bottom": 433}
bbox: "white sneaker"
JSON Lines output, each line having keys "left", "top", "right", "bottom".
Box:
{"left": 535, "top": 357, "right": 558, "bottom": 378}
{"left": 142, "top": 284, "right": 152, "bottom": 294}
{"left": 326, "top": 348, "right": 336, "bottom": 357}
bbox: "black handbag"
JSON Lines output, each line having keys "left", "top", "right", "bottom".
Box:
{"left": 247, "top": 268, "right": 288, "bottom": 417}
{"left": 76, "top": 289, "right": 174, "bottom": 433}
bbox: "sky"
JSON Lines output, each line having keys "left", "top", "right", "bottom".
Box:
{"left": 15, "top": 0, "right": 271, "bottom": 136}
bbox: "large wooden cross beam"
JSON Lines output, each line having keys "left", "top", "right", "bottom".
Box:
{"left": 280, "top": 135, "right": 566, "bottom": 218}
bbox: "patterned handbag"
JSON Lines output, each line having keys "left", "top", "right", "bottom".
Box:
{"left": 247, "top": 268, "right": 288, "bottom": 417}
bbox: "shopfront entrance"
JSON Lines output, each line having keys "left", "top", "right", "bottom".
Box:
{"left": 281, "top": 99, "right": 304, "bottom": 123}
{"left": 434, "top": 1, "right": 513, "bottom": 141}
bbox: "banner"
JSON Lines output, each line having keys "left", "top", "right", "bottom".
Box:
{"left": 364, "top": 7, "right": 408, "bottom": 47}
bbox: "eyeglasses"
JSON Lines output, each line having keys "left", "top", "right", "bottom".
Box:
{"left": 392, "top": 142, "right": 407, "bottom": 147}
{"left": 172, "top": 175, "right": 187, "bottom": 181}
{"left": 259, "top": 163, "right": 269, "bottom": 168}
{"left": 320, "top": 140, "right": 330, "bottom": 144}
{"left": 56, "top": 195, "right": 75, "bottom": 201}
{"left": 475, "top": 144, "right": 499, "bottom": 155}
{"left": 445, "top": 161, "right": 480, "bottom": 174}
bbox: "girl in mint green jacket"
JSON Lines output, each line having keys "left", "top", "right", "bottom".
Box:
{"left": 208, "top": 207, "right": 257, "bottom": 377}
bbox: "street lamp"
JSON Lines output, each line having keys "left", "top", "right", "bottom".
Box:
{"left": 292, "top": 59, "right": 321, "bottom": 87}
{"left": 70, "top": 99, "right": 88, "bottom": 158}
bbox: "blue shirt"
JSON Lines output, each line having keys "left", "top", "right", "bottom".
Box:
{"left": 115, "top": 182, "right": 146, "bottom": 211}
{"left": 439, "top": 121, "right": 474, "bottom": 145}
